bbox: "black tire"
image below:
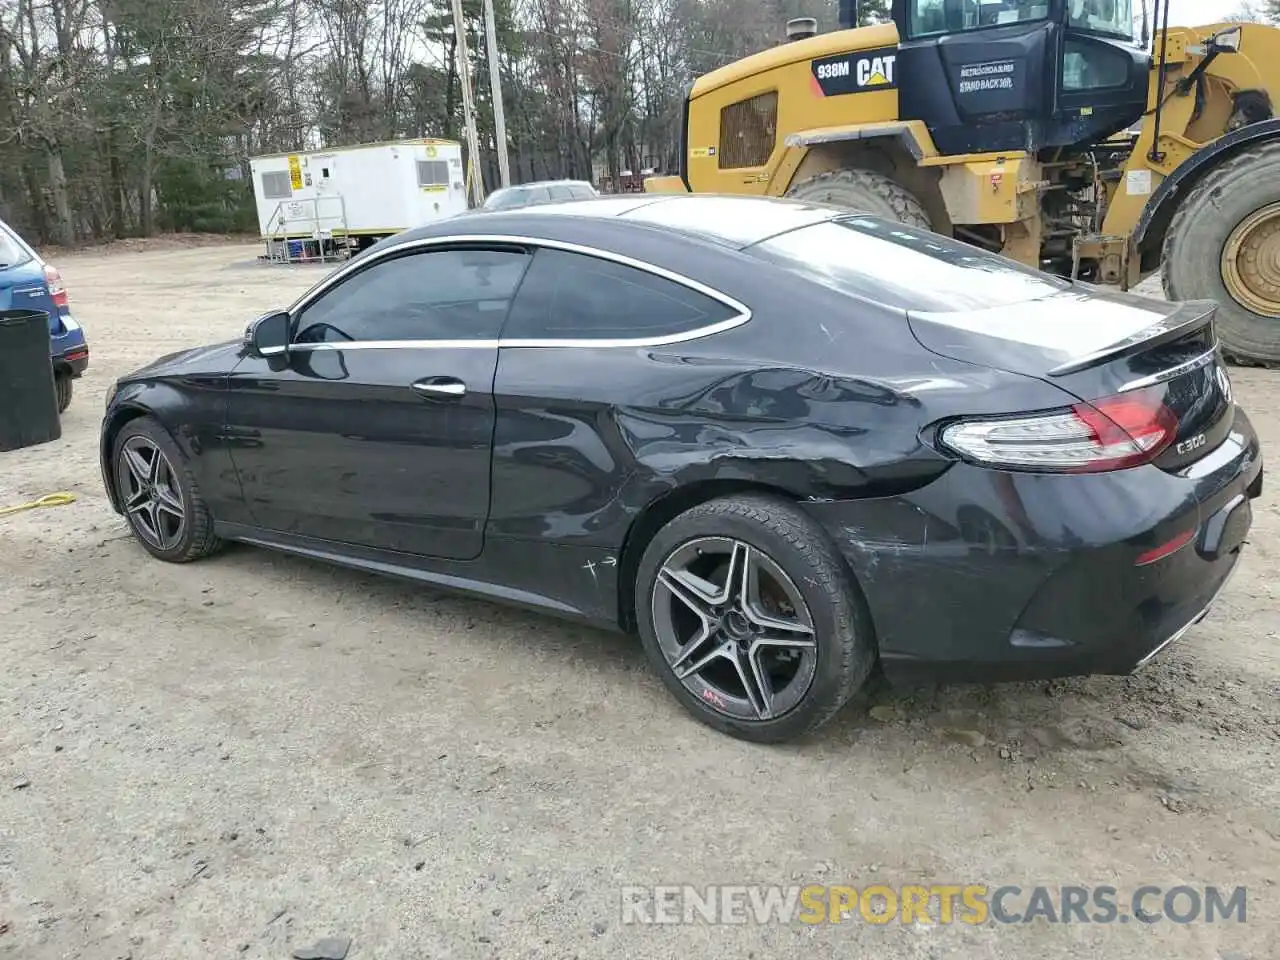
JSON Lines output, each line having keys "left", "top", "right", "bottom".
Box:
{"left": 112, "top": 415, "right": 221, "bottom": 563}
{"left": 54, "top": 372, "right": 72, "bottom": 414}
{"left": 634, "top": 494, "right": 876, "bottom": 743}
{"left": 1163, "top": 141, "right": 1280, "bottom": 366}
{"left": 785, "top": 168, "right": 932, "bottom": 229}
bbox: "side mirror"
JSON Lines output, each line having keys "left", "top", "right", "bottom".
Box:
{"left": 245, "top": 310, "right": 290, "bottom": 358}
{"left": 1209, "top": 26, "right": 1243, "bottom": 54}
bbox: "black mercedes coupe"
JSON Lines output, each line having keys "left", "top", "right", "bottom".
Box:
{"left": 99, "top": 194, "right": 1264, "bottom": 743}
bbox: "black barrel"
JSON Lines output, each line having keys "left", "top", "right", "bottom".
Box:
{"left": 0, "top": 308, "right": 61, "bottom": 452}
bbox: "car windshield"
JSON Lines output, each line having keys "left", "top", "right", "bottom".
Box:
{"left": 750, "top": 215, "right": 1070, "bottom": 313}
{"left": 0, "top": 221, "right": 33, "bottom": 270}
{"left": 1069, "top": 0, "right": 1133, "bottom": 39}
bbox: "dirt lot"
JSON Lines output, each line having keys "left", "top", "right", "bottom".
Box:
{"left": 1, "top": 241, "right": 1277, "bottom": 959}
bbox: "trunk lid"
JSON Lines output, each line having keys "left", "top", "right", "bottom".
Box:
{"left": 907, "top": 288, "right": 1232, "bottom": 472}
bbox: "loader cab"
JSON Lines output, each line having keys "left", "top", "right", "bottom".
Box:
{"left": 885, "top": 0, "right": 1151, "bottom": 155}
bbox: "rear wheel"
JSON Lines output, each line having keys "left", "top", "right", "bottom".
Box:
{"left": 54, "top": 372, "right": 72, "bottom": 413}
{"left": 634, "top": 494, "right": 877, "bottom": 743}
{"left": 1163, "top": 141, "right": 1280, "bottom": 366}
{"left": 785, "top": 168, "right": 932, "bottom": 229}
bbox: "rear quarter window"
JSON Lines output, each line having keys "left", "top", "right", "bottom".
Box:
{"left": 503, "top": 247, "right": 740, "bottom": 342}
{"left": 748, "top": 216, "right": 1069, "bottom": 312}
{"left": 0, "top": 222, "right": 33, "bottom": 269}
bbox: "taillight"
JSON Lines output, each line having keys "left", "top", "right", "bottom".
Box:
{"left": 43, "top": 263, "right": 68, "bottom": 310}
{"left": 940, "top": 386, "right": 1178, "bottom": 473}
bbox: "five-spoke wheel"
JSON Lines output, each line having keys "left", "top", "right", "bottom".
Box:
{"left": 636, "top": 494, "right": 876, "bottom": 743}
{"left": 112, "top": 416, "right": 221, "bottom": 563}
{"left": 652, "top": 537, "right": 817, "bottom": 722}
{"left": 119, "top": 435, "right": 187, "bottom": 552}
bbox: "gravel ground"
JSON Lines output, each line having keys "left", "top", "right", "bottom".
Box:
{"left": 1, "top": 242, "right": 1277, "bottom": 959}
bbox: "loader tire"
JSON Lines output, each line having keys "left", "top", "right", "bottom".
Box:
{"left": 785, "top": 168, "right": 932, "bottom": 230}
{"left": 1163, "top": 141, "right": 1280, "bottom": 367}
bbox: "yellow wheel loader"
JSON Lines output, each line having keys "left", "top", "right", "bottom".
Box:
{"left": 645, "top": 0, "right": 1280, "bottom": 365}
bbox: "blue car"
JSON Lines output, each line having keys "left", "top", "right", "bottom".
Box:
{"left": 0, "top": 217, "right": 88, "bottom": 412}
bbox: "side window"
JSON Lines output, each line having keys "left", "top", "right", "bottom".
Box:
{"left": 569, "top": 184, "right": 596, "bottom": 199}
{"left": 718, "top": 91, "right": 777, "bottom": 169}
{"left": 503, "top": 248, "right": 739, "bottom": 341}
{"left": 294, "top": 247, "right": 530, "bottom": 344}
{"left": 547, "top": 184, "right": 573, "bottom": 200}
{"left": 1062, "top": 38, "right": 1131, "bottom": 91}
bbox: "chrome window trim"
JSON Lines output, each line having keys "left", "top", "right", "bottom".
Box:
{"left": 292, "top": 339, "right": 498, "bottom": 353}
{"left": 1115, "top": 345, "right": 1219, "bottom": 393}
{"left": 284, "top": 233, "right": 752, "bottom": 349}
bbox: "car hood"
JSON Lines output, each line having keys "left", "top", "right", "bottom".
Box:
{"left": 126, "top": 339, "right": 244, "bottom": 380}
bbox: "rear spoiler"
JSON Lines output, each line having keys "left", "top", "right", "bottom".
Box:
{"left": 1046, "top": 299, "right": 1218, "bottom": 377}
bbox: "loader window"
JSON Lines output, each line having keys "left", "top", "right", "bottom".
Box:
{"left": 261, "top": 170, "right": 292, "bottom": 200}
{"left": 909, "top": 0, "right": 1049, "bottom": 38}
{"left": 1062, "top": 37, "right": 1131, "bottom": 91}
{"left": 718, "top": 91, "right": 778, "bottom": 169}
{"left": 1067, "top": 0, "right": 1133, "bottom": 40}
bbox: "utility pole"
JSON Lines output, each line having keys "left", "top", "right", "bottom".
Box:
{"left": 482, "top": 0, "right": 511, "bottom": 188}
{"left": 450, "top": 0, "right": 486, "bottom": 206}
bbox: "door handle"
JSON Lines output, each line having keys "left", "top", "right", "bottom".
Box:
{"left": 411, "top": 377, "right": 467, "bottom": 399}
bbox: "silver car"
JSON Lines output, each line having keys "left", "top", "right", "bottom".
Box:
{"left": 479, "top": 179, "right": 598, "bottom": 211}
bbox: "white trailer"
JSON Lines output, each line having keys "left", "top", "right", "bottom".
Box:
{"left": 249, "top": 138, "right": 468, "bottom": 260}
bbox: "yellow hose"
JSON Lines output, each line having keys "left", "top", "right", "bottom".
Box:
{"left": 0, "top": 492, "right": 77, "bottom": 518}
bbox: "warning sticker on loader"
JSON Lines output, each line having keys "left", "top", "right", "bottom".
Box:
{"left": 810, "top": 47, "right": 898, "bottom": 97}
{"left": 287, "top": 155, "right": 303, "bottom": 190}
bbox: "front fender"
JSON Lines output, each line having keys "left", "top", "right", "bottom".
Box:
{"left": 99, "top": 377, "right": 237, "bottom": 519}
{"left": 1133, "top": 116, "right": 1280, "bottom": 258}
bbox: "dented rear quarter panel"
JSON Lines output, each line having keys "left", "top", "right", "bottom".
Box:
{"left": 486, "top": 257, "right": 1083, "bottom": 630}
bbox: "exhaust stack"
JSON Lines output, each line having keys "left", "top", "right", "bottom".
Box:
{"left": 838, "top": 0, "right": 860, "bottom": 30}
{"left": 785, "top": 17, "right": 818, "bottom": 41}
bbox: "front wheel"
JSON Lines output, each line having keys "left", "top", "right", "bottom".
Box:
{"left": 112, "top": 416, "right": 222, "bottom": 563}
{"left": 634, "top": 495, "right": 876, "bottom": 743}
{"left": 1163, "top": 142, "right": 1280, "bottom": 366}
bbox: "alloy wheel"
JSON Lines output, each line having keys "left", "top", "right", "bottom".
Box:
{"left": 650, "top": 536, "right": 818, "bottom": 722}
{"left": 120, "top": 436, "right": 187, "bottom": 551}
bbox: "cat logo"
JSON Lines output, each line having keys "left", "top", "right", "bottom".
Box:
{"left": 811, "top": 46, "right": 899, "bottom": 97}
{"left": 856, "top": 55, "right": 895, "bottom": 87}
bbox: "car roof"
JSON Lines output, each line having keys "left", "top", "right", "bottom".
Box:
{"left": 407, "top": 194, "right": 845, "bottom": 251}
{"left": 491, "top": 179, "right": 594, "bottom": 191}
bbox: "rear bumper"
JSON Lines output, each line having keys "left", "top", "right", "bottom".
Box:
{"left": 801, "top": 405, "right": 1263, "bottom": 684}
{"left": 51, "top": 314, "right": 88, "bottom": 376}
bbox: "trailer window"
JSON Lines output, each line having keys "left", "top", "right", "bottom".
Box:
{"left": 417, "top": 160, "right": 450, "bottom": 187}
{"left": 261, "top": 171, "right": 292, "bottom": 200}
